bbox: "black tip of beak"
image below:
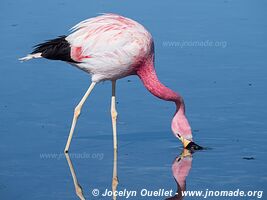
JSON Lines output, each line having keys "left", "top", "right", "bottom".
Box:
{"left": 185, "top": 141, "right": 204, "bottom": 151}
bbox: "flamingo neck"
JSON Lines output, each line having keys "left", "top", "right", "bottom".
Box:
{"left": 136, "top": 56, "right": 184, "bottom": 112}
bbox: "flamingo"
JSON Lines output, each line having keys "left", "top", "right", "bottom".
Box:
{"left": 19, "top": 13, "right": 202, "bottom": 153}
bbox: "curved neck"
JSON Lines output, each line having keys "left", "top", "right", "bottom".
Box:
{"left": 136, "top": 56, "right": 184, "bottom": 113}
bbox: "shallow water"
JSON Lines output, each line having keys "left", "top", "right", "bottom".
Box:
{"left": 1, "top": 0, "right": 267, "bottom": 199}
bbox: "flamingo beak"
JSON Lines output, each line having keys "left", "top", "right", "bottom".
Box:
{"left": 177, "top": 134, "right": 203, "bottom": 150}
{"left": 185, "top": 141, "right": 203, "bottom": 150}
{"left": 181, "top": 137, "right": 192, "bottom": 148}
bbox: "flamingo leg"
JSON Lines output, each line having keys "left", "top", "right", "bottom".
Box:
{"left": 111, "top": 80, "right": 118, "bottom": 150}
{"left": 64, "top": 153, "right": 85, "bottom": 200}
{"left": 110, "top": 81, "right": 119, "bottom": 199}
{"left": 64, "top": 82, "right": 96, "bottom": 153}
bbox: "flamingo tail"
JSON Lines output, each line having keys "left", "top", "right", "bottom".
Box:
{"left": 19, "top": 35, "right": 78, "bottom": 63}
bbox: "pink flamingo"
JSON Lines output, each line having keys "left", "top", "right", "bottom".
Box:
{"left": 20, "top": 13, "right": 202, "bottom": 152}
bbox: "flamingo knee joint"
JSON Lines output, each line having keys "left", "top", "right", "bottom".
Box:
{"left": 74, "top": 106, "right": 81, "bottom": 118}
{"left": 111, "top": 110, "right": 118, "bottom": 120}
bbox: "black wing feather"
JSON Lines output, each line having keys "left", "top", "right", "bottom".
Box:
{"left": 32, "top": 35, "right": 78, "bottom": 63}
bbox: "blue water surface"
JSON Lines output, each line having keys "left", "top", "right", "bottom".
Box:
{"left": 0, "top": 0, "right": 267, "bottom": 199}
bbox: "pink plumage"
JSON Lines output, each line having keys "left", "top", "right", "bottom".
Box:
{"left": 20, "top": 13, "right": 201, "bottom": 151}
{"left": 66, "top": 13, "right": 153, "bottom": 82}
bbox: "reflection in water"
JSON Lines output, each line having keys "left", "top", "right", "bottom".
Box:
{"left": 65, "top": 153, "right": 85, "bottom": 200}
{"left": 112, "top": 149, "right": 119, "bottom": 200}
{"left": 64, "top": 149, "right": 119, "bottom": 200}
{"left": 166, "top": 149, "right": 193, "bottom": 200}
{"left": 64, "top": 149, "right": 193, "bottom": 200}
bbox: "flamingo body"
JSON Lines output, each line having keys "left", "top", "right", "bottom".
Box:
{"left": 66, "top": 14, "right": 153, "bottom": 82}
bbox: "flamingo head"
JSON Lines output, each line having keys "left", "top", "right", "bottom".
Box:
{"left": 171, "top": 111, "right": 193, "bottom": 142}
{"left": 171, "top": 103, "right": 203, "bottom": 150}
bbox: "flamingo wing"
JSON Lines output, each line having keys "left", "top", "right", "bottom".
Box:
{"left": 66, "top": 14, "right": 153, "bottom": 78}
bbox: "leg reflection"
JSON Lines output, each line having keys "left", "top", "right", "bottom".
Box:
{"left": 112, "top": 149, "right": 119, "bottom": 200}
{"left": 65, "top": 153, "right": 85, "bottom": 200}
{"left": 64, "top": 150, "right": 119, "bottom": 200}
